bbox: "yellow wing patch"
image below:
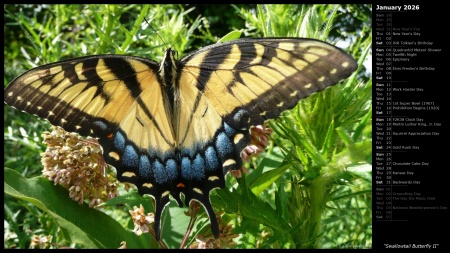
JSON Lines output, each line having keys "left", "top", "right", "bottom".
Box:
{"left": 178, "top": 70, "right": 223, "bottom": 148}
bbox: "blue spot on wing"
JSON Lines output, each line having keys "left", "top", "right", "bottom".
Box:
{"left": 166, "top": 159, "right": 178, "bottom": 181}
{"left": 223, "top": 122, "right": 235, "bottom": 136}
{"left": 193, "top": 154, "right": 205, "bottom": 179}
{"left": 113, "top": 131, "right": 125, "bottom": 152}
{"left": 181, "top": 157, "right": 192, "bottom": 179}
{"left": 93, "top": 120, "right": 108, "bottom": 131}
{"left": 139, "top": 155, "right": 152, "bottom": 179}
{"left": 205, "top": 146, "right": 219, "bottom": 171}
{"left": 153, "top": 160, "right": 166, "bottom": 184}
{"left": 216, "top": 132, "right": 233, "bottom": 157}
{"left": 122, "top": 145, "right": 138, "bottom": 168}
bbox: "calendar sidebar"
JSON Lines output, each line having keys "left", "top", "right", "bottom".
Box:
{"left": 373, "top": 2, "right": 448, "bottom": 250}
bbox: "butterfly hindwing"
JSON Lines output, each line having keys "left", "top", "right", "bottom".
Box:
{"left": 175, "top": 77, "right": 251, "bottom": 235}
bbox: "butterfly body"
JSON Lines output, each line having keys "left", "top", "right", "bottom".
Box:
{"left": 4, "top": 38, "right": 357, "bottom": 241}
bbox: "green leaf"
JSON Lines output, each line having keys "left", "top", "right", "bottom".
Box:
{"left": 217, "top": 30, "right": 243, "bottom": 43}
{"left": 249, "top": 165, "right": 288, "bottom": 196}
{"left": 156, "top": 200, "right": 189, "bottom": 248}
{"left": 213, "top": 187, "right": 239, "bottom": 214}
{"left": 247, "top": 149, "right": 286, "bottom": 195}
{"left": 4, "top": 168, "right": 149, "bottom": 249}
{"left": 236, "top": 176, "right": 291, "bottom": 235}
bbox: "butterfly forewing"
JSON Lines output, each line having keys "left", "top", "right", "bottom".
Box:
{"left": 181, "top": 38, "right": 358, "bottom": 126}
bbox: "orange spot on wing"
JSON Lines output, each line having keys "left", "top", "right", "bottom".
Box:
{"left": 177, "top": 183, "right": 185, "bottom": 188}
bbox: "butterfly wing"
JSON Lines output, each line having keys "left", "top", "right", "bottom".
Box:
{"left": 181, "top": 38, "right": 358, "bottom": 126}
{"left": 176, "top": 38, "right": 357, "bottom": 235}
{"left": 4, "top": 55, "right": 181, "bottom": 239}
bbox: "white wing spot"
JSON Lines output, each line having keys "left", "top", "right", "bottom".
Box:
{"left": 61, "top": 118, "right": 67, "bottom": 124}
{"left": 318, "top": 76, "right": 325, "bottom": 82}
{"left": 193, "top": 188, "right": 203, "bottom": 195}
{"left": 304, "top": 83, "right": 312, "bottom": 89}
{"left": 48, "top": 111, "right": 55, "bottom": 116}
{"left": 330, "top": 68, "right": 337, "bottom": 74}
{"left": 143, "top": 183, "right": 153, "bottom": 189}
{"left": 162, "top": 191, "right": 170, "bottom": 197}
{"left": 122, "top": 171, "right": 136, "bottom": 178}
{"left": 223, "top": 159, "right": 236, "bottom": 167}
{"left": 277, "top": 101, "right": 284, "bottom": 107}
{"left": 208, "top": 176, "right": 220, "bottom": 182}
{"left": 234, "top": 133, "right": 244, "bottom": 144}
{"left": 109, "top": 151, "right": 120, "bottom": 161}
{"left": 37, "top": 106, "right": 42, "bottom": 110}
{"left": 342, "top": 62, "right": 350, "bottom": 68}
{"left": 290, "top": 90, "right": 298, "bottom": 97}
{"left": 259, "top": 111, "right": 267, "bottom": 117}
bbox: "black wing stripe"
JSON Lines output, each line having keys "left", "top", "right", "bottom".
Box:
{"left": 79, "top": 58, "right": 103, "bottom": 86}
{"left": 103, "top": 58, "right": 144, "bottom": 99}
{"left": 191, "top": 44, "right": 232, "bottom": 91}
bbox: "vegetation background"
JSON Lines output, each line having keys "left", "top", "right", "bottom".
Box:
{"left": 4, "top": 4, "right": 372, "bottom": 249}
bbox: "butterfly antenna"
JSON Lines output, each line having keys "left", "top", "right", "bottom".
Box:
{"left": 144, "top": 17, "right": 169, "bottom": 48}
